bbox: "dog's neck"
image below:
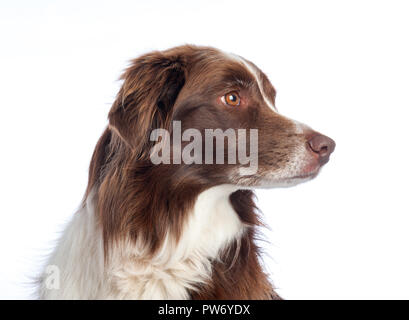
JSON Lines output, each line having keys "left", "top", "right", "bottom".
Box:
{"left": 102, "top": 184, "right": 245, "bottom": 299}
{"left": 80, "top": 130, "right": 272, "bottom": 299}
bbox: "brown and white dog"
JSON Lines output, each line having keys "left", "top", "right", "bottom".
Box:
{"left": 38, "top": 45, "right": 335, "bottom": 299}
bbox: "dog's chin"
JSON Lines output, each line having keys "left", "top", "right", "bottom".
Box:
{"left": 239, "top": 168, "right": 321, "bottom": 190}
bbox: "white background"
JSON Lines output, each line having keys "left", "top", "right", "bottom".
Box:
{"left": 1, "top": 0, "right": 408, "bottom": 299}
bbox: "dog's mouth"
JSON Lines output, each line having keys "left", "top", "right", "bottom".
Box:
{"left": 234, "top": 146, "right": 333, "bottom": 188}
{"left": 266, "top": 165, "right": 322, "bottom": 188}
{"left": 286, "top": 153, "right": 328, "bottom": 181}
{"left": 289, "top": 168, "right": 320, "bottom": 180}
{"left": 243, "top": 167, "right": 321, "bottom": 189}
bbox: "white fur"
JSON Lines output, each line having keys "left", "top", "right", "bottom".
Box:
{"left": 38, "top": 185, "right": 245, "bottom": 299}
{"left": 37, "top": 192, "right": 106, "bottom": 299}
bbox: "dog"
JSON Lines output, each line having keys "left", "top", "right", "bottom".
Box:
{"left": 38, "top": 45, "right": 335, "bottom": 299}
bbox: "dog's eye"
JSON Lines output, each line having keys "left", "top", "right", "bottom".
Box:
{"left": 223, "top": 91, "right": 240, "bottom": 106}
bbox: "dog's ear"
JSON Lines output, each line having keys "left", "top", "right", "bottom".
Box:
{"left": 108, "top": 51, "right": 187, "bottom": 154}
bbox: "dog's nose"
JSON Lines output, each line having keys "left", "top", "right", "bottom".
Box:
{"left": 307, "top": 134, "right": 336, "bottom": 164}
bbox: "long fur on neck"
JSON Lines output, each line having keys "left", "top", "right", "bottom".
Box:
{"left": 38, "top": 126, "right": 277, "bottom": 299}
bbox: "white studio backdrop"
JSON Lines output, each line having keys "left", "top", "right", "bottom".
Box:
{"left": 1, "top": 0, "right": 408, "bottom": 299}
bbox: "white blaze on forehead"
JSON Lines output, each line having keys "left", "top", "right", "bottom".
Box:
{"left": 224, "top": 52, "right": 309, "bottom": 136}
{"left": 225, "top": 52, "right": 278, "bottom": 113}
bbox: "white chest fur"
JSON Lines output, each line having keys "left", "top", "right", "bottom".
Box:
{"left": 39, "top": 185, "right": 245, "bottom": 299}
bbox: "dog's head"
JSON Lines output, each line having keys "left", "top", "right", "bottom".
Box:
{"left": 108, "top": 45, "right": 335, "bottom": 188}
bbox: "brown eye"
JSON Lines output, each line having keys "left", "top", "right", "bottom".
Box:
{"left": 223, "top": 91, "right": 240, "bottom": 106}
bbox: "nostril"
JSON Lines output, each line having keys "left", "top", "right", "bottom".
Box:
{"left": 308, "top": 134, "right": 336, "bottom": 159}
{"left": 319, "top": 146, "right": 328, "bottom": 156}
